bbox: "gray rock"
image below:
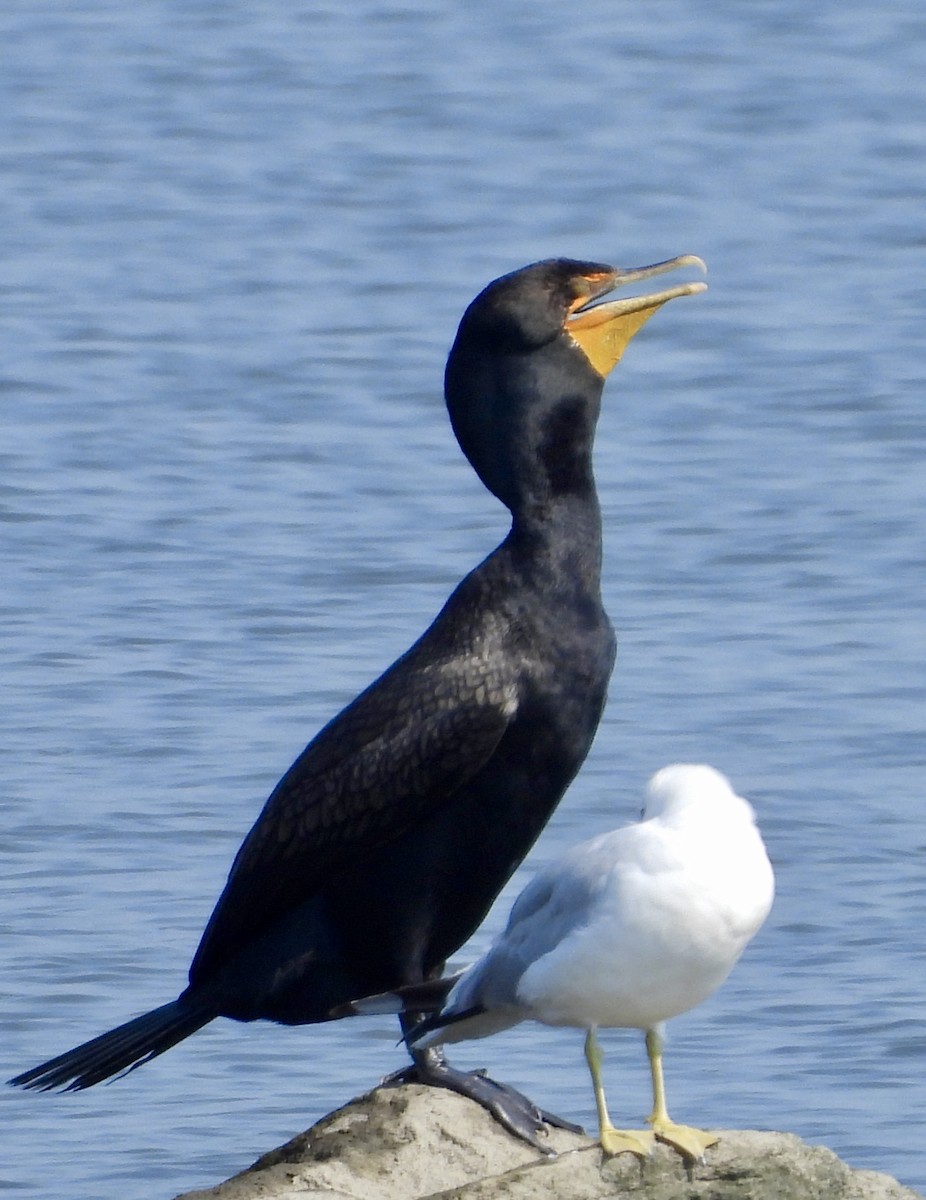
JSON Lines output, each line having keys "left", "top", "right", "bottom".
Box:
{"left": 175, "top": 1084, "right": 921, "bottom": 1200}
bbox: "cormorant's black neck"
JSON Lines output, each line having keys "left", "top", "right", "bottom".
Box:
{"left": 445, "top": 336, "right": 605, "bottom": 527}
{"left": 506, "top": 489, "right": 604, "bottom": 597}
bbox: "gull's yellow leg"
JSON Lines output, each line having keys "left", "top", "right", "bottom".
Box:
{"left": 644, "top": 1028, "right": 719, "bottom": 1160}
{"left": 584, "top": 1029, "right": 655, "bottom": 1158}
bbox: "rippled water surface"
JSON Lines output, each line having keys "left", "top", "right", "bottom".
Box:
{"left": 2, "top": 2, "right": 924, "bottom": 1197}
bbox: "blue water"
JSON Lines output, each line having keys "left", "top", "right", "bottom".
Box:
{"left": 2, "top": 2, "right": 924, "bottom": 1197}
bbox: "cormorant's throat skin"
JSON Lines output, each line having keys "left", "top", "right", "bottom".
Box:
{"left": 9, "top": 255, "right": 707, "bottom": 1151}
{"left": 566, "top": 254, "right": 707, "bottom": 378}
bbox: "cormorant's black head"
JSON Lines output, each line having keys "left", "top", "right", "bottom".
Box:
{"left": 444, "top": 256, "right": 706, "bottom": 516}
{"left": 450, "top": 258, "right": 620, "bottom": 355}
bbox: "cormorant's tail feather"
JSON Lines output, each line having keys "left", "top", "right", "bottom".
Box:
{"left": 8, "top": 997, "right": 214, "bottom": 1092}
{"left": 330, "top": 972, "right": 463, "bottom": 1020}
{"left": 405, "top": 1002, "right": 486, "bottom": 1047}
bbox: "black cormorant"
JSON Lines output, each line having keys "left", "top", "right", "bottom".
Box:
{"left": 10, "top": 256, "right": 706, "bottom": 1147}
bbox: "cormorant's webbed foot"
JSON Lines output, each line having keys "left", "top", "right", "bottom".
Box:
{"left": 385, "top": 1044, "right": 582, "bottom": 1154}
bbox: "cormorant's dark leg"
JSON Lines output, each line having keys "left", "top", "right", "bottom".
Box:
{"left": 385, "top": 1012, "right": 584, "bottom": 1153}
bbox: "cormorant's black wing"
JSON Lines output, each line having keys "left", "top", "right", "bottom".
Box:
{"left": 189, "top": 653, "right": 518, "bottom": 983}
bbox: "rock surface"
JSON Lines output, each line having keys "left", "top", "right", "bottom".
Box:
{"left": 175, "top": 1084, "right": 920, "bottom": 1200}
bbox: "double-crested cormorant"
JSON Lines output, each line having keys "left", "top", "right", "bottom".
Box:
{"left": 405, "top": 764, "right": 774, "bottom": 1160}
{"left": 10, "top": 256, "right": 706, "bottom": 1146}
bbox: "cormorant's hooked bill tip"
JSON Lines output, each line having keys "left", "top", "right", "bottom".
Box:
{"left": 567, "top": 254, "right": 707, "bottom": 378}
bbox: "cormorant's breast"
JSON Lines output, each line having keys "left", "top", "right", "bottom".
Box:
{"left": 199, "top": 532, "right": 616, "bottom": 1023}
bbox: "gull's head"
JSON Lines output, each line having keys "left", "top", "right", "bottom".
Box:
{"left": 642, "top": 763, "right": 756, "bottom": 826}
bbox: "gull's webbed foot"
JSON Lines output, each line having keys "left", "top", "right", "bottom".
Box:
{"left": 643, "top": 1028, "right": 719, "bottom": 1161}
{"left": 648, "top": 1116, "right": 719, "bottom": 1161}
{"left": 599, "top": 1124, "right": 656, "bottom": 1158}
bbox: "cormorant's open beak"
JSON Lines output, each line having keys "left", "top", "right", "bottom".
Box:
{"left": 567, "top": 255, "right": 707, "bottom": 378}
